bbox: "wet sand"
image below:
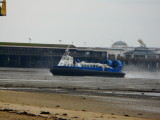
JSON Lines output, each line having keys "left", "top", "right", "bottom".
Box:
{"left": 0, "top": 68, "right": 160, "bottom": 120}
{"left": 0, "top": 90, "right": 158, "bottom": 120}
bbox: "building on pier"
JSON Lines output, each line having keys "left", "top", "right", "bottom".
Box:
{"left": 0, "top": 41, "right": 160, "bottom": 71}
{"left": 123, "top": 46, "right": 160, "bottom": 71}
{"left": 0, "top": 42, "right": 107, "bottom": 68}
{"left": 124, "top": 47, "right": 157, "bottom": 59}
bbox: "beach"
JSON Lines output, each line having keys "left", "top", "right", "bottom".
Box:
{"left": 0, "top": 90, "right": 159, "bottom": 120}
{"left": 0, "top": 68, "right": 160, "bottom": 120}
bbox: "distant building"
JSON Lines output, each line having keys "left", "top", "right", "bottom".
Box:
{"left": 0, "top": 42, "right": 108, "bottom": 68}
{"left": 112, "top": 41, "right": 128, "bottom": 48}
{"left": 107, "top": 41, "right": 134, "bottom": 60}
{"left": 78, "top": 41, "right": 133, "bottom": 60}
{"left": 124, "top": 47, "right": 157, "bottom": 59}
{"left": 0, "top": 42, "right": 74, "bottom": 68}
{"left": 123, "top": 45, "right": 160, "bottom": 71}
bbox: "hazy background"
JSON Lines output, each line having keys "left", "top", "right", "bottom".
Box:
{"left": 0, "top": 0, "right": 160, "bottom": 47}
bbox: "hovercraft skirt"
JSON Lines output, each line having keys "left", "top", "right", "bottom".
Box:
{"left": 50, "top": 66, "right": 125, "bottom": 78}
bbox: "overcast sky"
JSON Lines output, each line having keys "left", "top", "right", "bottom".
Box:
{"left": 0, "top": 0, "right": 160, "bottom": 47}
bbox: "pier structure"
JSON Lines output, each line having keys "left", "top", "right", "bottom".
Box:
{"left": 105, "top": 40, "right": 160, "bottom": 71}
{"left": 123, "top": 46, "right": 160, "bottom": 71}
{"left": 0, "top": 42, "right": 107, "bottom": 68}
{"left": 0, "top": 41, "right": 160, "bottom": 71}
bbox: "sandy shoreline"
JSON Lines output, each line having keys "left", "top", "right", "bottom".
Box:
{"left": 0, "top": 90, "right": 159, "bottom": 120}
{"left": 0, "top": 68, "right": 160, "bottom": 120}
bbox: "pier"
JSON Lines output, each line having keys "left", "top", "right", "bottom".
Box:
{"left": 0, "top": 42, "right": 160, "bottom": 71}
{"left": 0, "top": 42, "right": 107, "bottom": 68}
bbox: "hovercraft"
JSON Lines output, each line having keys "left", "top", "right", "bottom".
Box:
{"left": 50, "top": 47, "right": 125, "bottom": 77}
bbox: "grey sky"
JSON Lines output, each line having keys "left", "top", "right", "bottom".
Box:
{"left": 0, "top": 0, "right": 160, "bottom": 47}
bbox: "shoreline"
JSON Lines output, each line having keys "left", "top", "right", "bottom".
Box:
{"left": 0, "top": 68, "right": 160, "bottom": 120}
{"left": 0, "top": 90, "right": 159, "bottom": 120}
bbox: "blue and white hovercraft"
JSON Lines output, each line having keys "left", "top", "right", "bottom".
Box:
{"left": 50, "top": 47, "right": 125, "bottom": 78}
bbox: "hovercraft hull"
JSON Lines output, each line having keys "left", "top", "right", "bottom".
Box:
{"left": 50, "top": 66, "right": 125, "bottom": 78}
